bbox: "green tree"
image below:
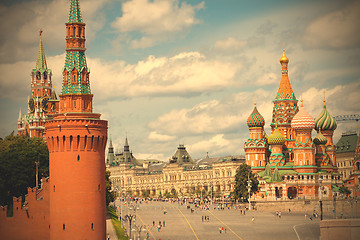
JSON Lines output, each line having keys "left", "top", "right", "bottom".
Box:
{"left": 231, "top": 164, "right": 259, "bottom": 202}
{"left": 0, "top": 134, "right": 49, "bottom": 206}
{"left": 105, "top": 170, "right": 116, "bottom": 206}
{"left": 170, "top": 188, "right": 178, "bottom": 198}
{"left": 142, "top": 189, "right": 150, "bottom": 198}
{"left": 339, "top": 186, "right": 351, "bottom": 197}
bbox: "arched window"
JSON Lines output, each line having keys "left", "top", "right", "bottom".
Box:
{"left": 357, "top": 162, "right": 360, "bottom": 171}
{"left": 73, "top": 27, "right": 76, "bottom": 37}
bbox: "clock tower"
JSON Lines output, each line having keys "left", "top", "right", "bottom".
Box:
{"left": 18, "top": 30, "right": 59, "bottom": 138}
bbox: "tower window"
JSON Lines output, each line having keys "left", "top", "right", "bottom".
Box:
{"left": 91, "top": 223, "right": 94, "bottom": 230}
{"left": 73, "top": 27, "right": 76, "bottom": 37}
{"left": 98, "top": 184, "right": 100, "bottom": 191}
{"left": 53, "top": 185, "right": 55, "bottom": 192}
{"left": 63, "top": 224, "right": 65, "bottom": 230}
{"left": 77, "top": 155, "right": 80, "bottom": 161}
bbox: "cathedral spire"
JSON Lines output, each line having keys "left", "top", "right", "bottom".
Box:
{"left": 35, "top": 30, "right": 47, "bottom": 71}
{"left": 68, "top": 0, "right": 83, "bottom": 23}
{"left": 275, "top": 49, "right": 296, "bottom": 101}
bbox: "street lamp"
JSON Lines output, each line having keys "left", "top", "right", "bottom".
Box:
{"left": 247, "top": 172, "right": 252, "bottom": 210}
{"left": 125, "top": 214, "right": 136, "bottom": 240}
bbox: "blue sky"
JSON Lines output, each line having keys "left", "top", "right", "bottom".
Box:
{"left": 0, "top": 0, "right": 359, "bottom": 161}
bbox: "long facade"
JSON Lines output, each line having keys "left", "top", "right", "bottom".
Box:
{"left": 108, "top": 142, "right": 244, "bottom": 198}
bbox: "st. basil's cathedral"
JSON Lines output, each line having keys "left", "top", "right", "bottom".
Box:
{"left": 245, "top": 50, "right": 342, "bottom": 200}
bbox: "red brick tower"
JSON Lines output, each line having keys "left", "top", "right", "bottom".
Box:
{"left": 18, "top": 30, "right": 58, "bottom": 138}
{"left": 45, "top": 1, "right": 108, "bottom": 239}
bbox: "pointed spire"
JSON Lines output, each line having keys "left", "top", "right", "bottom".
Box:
{"left": 18, "top": 108, "right": 22, "bottom": 121}
{"left": 271, "top": 166, "right": 282, "bottom": 182}
{"left": 264, "top": 163, "right": 272, "bottom": 177}
{"left": 125, "top": 137, "right": 129, "bottom": 147}
{"left": 35, "top": 30, "right": 47, "bottom": 71}
{"left": 276, "top": 48, "right": 296, "bottom": 101}
{"left": 68, "top": 0, "right": 83, "bottom": 23}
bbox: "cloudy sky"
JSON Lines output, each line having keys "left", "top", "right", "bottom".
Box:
{"left": 0, "top": 0, "right": 359, "bottom": 161}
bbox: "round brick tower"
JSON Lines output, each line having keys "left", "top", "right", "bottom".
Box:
{"left": 45, "top": 1, "right": 107, "bottom": 239}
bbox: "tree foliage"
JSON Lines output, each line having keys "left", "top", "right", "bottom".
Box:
{"left": 231, "top": 164, "right": 259, "bottom": 201}
{"left": 339, "top": 186, "right": 351, "bottom": 197}
{"left": 0, "top": 134, "right": 49, "bottom": 206}
{"left": 105, "top": 170, "right": 116, "bottom": 206}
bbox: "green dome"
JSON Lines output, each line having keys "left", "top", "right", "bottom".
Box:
{"left": 268, "top": 128, "right": 285, "bottom": 145}
{"left": 315, "top": 104, "right": 337, "bottom": 131}
{"left": 247, "top": 105, "right": 265, "bottom": 128}
{"left": 313, "top": 131, "right": 327, "bottom": 145}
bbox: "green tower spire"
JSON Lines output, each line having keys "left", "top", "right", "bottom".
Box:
{"left": 68, "top": 0, "right": 83, "bottom": 23}
{"left": 35, "top": 30, "right": 47, "bottom": 71}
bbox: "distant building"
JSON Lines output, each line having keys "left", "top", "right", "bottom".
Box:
{"left": 108, "top": 140, "right": 245, "bottom": 198}
{"left": 336, "top": 132, "right": 358, "bottom": 180}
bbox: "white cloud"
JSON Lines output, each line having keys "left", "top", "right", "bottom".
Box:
{"left": 187, "top": 134, "right": 233, "bottom": 156}
{"left": 148, "top": 89, "right": 274, "bottom": 137}
{"left": 214, "top": 37, "right": 247, "bottom": 52}
{"left": 255, "top": 72, "right": 277, "bottom": 86}
{"left": 0, "top": 0, "right": 109, "bottom": 63}
{"left": 89, "top": 51, "right": 238, "bottom": 99}
{"left": 303, "top": 1, "right": 360, "bottom": 49}
{"left": 111, "top": 0, "right": 204, "bottom": 48}
{"left": 148, "top": 131, "right": 176, "bottom": 142}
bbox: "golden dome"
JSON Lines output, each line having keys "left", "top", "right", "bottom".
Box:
{"left": 280, "top": 49, "right": 289, "bottom": 64}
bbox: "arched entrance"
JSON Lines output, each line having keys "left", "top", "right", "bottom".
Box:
{"left": 287, "top": 187, "right": 297, "bottom": 199}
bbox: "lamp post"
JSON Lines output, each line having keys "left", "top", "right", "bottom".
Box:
{"left": 125, "top": 214, "right": 136, "bottom": 240}
{"left": 319, "top": 179, "right": 323, "bottom": 220}
{"left": 247, "top": 172, "right": 252, "bottom": 210}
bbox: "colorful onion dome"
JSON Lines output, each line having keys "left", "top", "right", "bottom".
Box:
{"left": 247, "top": 104, "right": 265, "bottom": 128}
{"left": 268, "top": 128, "right": 285, "bottom": 145}
{"left": 313, "top": 131, "right": 327, "bottom": 145}
{"left": 291, "top": 101, "right": 315, "bottom": 129}
{"left": 280, "top": 49, "right": 289, "bottom": 64}
{"left": 315, "top": 104, "right": 337, "bottom": 131}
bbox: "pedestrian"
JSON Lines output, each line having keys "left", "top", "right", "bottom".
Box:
{"left": 202, "top": 216, "right": 204, "bottom": 222}
{"left": 107, "top": 233, "right": 110, "bottom": 240}
{"left": 159, "top": 220, "right": 161, "bottom": 227}
{"left": 244, "top": 210, "right": 246, "bottom": 215}
{"left": 279, "top": 211, "right": 281, "bottom": 218}
{"left": 163, "top": 220, "right": 165, "bottom": 227}
{"left": 207, "top": 216, "right": 209, "bottom": 222}
{"left": 252, "top": 217, "right": 255, "bottom": 222}
{"left": 225, "top": 228, "right": 227, "bottom": 233}
{"left": 153, "top": 221, "right": 155, "bottom": 226}
{"left": 219, "top": 227, "right": 222, "bottom": 234}
{"left": 240, "top": 209, "right": 242, "bottom": 214}
{"left": 289, "top": 208, "right": 291, "bottom": 213}
{"left": 158, "top": 225, "right": 161, "bottom": 232}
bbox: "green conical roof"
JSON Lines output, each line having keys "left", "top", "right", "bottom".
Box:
{"left": 35, "top": 30, "right": 47, "bottom": 71}
{"left": 264, "top": 163, "right": 272, "bottom": 177}
{"left": 271, "top": 166, "right": 283, "bottom": 182}
{"left": 68, "top": 0, "right": 83, "bottom": 23}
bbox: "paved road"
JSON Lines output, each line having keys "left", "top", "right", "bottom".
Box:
{"left": 119, "top": 201, "right": 320, "bottom": 240}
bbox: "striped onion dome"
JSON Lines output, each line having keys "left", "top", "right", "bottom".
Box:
{"left": 313, "top": 131, "right": 328, "bottom": 145}
{"left": 247, "top": 105, "right": 265, "bottom": 128}
{"left": 291, "top": 101, "right": 315, "bottom": 130}
{"left": 268, "top": 128, "right": 285, "bottom": 145}
{"left": 315, "top": 104, "right": 337, "bottom": 131}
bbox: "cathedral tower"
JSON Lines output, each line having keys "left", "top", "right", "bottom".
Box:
{"left": 291, "top": 99, "right": 316, "bottom": 172}
{"left": 245, "top": 103, "right": 268, "bottom": 170}
{"left": 271, "top": 49, "right": 298, "bottom": 162}
{"left": 45, "top": 1, "right": 108, "bottom": 239}
{"left": 18, "top": 30, "right": 58, "bottom": 138}
{"left": 315, "top": 99, "right": 337, "bottom": 167}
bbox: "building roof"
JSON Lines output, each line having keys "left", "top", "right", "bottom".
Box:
{"left": 275, "top": 49, "right": 296, "bottom": 101}
{"left": 35, "top": 30, "right": 47, "bottom": 71}
{"left": 247, "top": 104, "right": 265, "bottom": 128}
{"left": 291, "top": 100, "right": 315, "bottom": 130}
{"left": 336, "top": 132, "right": 358, "bottom": 153}
{"left": 170, "top": 144, "right": 194, "bottom": 165}
{"left": 68, "top": 0, "right": 83, "bottom": 23}
{"left": 315, "top": 102, "right": 337, "bottom": 131}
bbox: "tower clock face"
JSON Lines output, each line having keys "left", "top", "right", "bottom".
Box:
{"left": 41, "top": 97, "right": 49, "bottom": 112}
{"left": 28, "top": 98, "right": 35, "bottom": 113}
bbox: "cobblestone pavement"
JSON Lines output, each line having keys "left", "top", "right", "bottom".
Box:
{"left": 119, "top": 201, "right": 320, "bottom": 240}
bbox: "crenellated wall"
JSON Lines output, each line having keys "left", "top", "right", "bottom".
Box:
{"left": 0, "top": 177, "right": 50, "bottom": 240}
